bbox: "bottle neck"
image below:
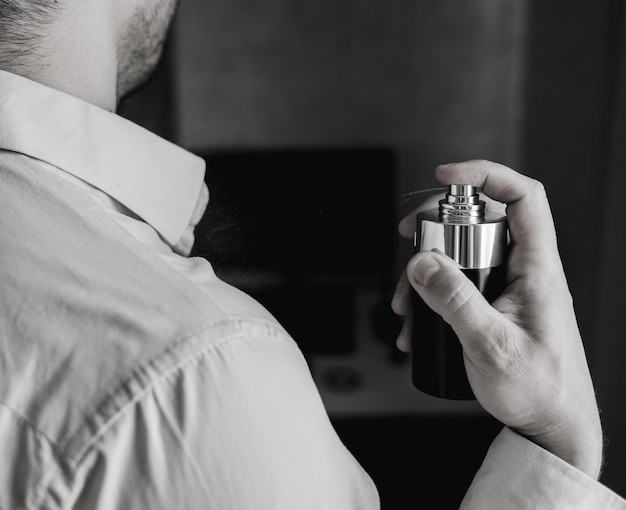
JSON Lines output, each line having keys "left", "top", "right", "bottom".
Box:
{"left": 439, "top": 185, "right": 486, "bottom": 223}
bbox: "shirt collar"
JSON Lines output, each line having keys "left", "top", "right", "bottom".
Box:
{"left": 0, "top": 70, "right": 206, "bottom": 247}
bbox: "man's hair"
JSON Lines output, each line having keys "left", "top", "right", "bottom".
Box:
{"left": 0, "top": 1, "right": 60, "bottom": 70}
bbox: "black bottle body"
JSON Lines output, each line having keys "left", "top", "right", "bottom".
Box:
{"left": 411, "top": 264, "right": 506, "bottom": 399}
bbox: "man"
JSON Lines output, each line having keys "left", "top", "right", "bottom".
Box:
{"left": 0, "top": 0, "right": 623, "bottom": 508}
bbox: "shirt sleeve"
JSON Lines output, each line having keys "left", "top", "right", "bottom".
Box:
{"left": 460, "top": 427, "right": 626, "bottom": 509}
{"left": 52, "top": 327, "right": 379, "bottom": 510}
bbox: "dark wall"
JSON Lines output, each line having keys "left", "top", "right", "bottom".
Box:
{"left": 520, "top": 0, "right": 626, "bottom": 497}
{"left": 173, "top": 0, "right": 527, "bottom": 213}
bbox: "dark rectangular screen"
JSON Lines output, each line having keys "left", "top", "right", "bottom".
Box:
{"left": 192, "top": 147, "right": 396, "bottom": 354}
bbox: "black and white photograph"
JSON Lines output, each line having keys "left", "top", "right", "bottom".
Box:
{"left": 1, "top": 1, "right": 625, "bottom": 508}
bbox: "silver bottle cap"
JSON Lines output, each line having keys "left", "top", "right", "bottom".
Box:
{"left": 415, "top": 185, "right": 507, "bottom": 269}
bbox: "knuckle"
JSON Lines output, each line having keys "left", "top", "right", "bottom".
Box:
{"left": 527, "top": 177, "right": 547, "bottom": 200}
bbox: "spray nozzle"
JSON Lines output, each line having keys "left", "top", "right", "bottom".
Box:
{"left": 439, "top": 184, "right": 486, "bottom": 221}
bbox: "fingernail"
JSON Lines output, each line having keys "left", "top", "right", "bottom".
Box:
{"left": 412, "top": 256, "right": 440, "bottom": 286}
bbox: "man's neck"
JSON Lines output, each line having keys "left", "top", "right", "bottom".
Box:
{"left": 3, "top": 4, "right": 120, "bottom": 112}
{"left": 24, "top": 68, "right": 118, "bottom": 113}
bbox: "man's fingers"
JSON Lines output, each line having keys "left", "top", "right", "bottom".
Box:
{"left": 391, "top": 270, "right": 410, "bottom": 316}
{"left": 398, "top": 193, "right": 443, "bottom": 239}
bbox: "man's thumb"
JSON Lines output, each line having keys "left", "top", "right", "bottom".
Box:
{"left": 407, "top": 252, "right": 498, "bottom": 344}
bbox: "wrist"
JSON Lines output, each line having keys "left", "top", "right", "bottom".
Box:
{"left": 523, "top": 414, "right": 604, "bottom": 480}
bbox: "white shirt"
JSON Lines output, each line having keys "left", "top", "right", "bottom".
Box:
{"left": 0, "top": 69, "right": 623, "bottom": 509}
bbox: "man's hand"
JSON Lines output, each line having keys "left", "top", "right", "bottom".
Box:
{"left": 392, "top": 160, "right": 603, "bottom": 479}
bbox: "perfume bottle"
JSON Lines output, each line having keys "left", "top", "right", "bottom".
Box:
{"left": 411, "top": 185, "right": 508, "bottom": 399}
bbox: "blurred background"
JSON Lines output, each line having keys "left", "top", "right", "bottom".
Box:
{"left": 119, "top": 0, "right": 626, "bottom": 507}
